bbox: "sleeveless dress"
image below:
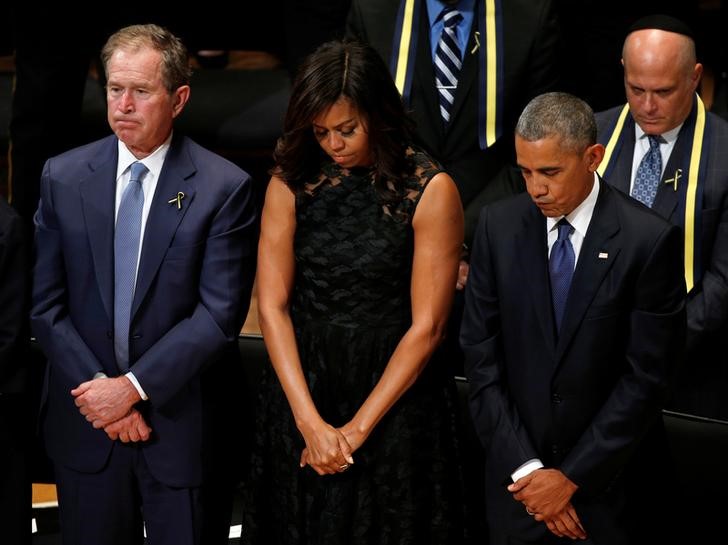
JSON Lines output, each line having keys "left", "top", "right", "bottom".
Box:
{"left": 242, "top": 147, "right": 464, "bottom": 544}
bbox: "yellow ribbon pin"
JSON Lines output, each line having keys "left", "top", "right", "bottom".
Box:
{"left": 664, "top": 169, "right": 682, "bottom": 192}
{"left": 167, "top": 192, "right": 185, "bottom": 209}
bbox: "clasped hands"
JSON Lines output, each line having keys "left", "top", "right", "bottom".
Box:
{"left": 298, "top": 419, "right": 364, "bottom": 476}
{"left": 71, "top": 376, "right": 152, "bottom": 443}
{"left": 508, "top": 468, "right": 587, "bottom": 541}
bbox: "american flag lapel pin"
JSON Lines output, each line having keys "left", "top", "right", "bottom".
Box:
{"left": 598, "top": 252, "right": 608, "bottom": 259}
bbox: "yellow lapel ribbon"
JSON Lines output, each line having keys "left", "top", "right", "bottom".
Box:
{"left": 597, "top": 95, "right": 706, "bottom": 291}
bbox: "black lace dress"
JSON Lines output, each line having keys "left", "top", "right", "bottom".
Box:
{"left": 242, "top": 148, "right": 464, "bottom": 544}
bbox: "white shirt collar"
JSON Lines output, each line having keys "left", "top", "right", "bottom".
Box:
{"left": 116, "top": 133, "right": 173, "bottom": 181}
{"left": 635, "top": 122, "right": 682, "bottom": 146}
{"left": 546, "top": 173, "right": 600, "bottom": 239}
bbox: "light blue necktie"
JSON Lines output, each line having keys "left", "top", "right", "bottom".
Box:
{"left": 549, "top": 219, "right": 575, "bottom": 333}
{"left": 114, "top": 161, "right": 148, "bottom": 370}
{"left": 632, "top": 134, "right": 662, "bottom": 208}
{"left": 434, "top": 7, "right": 463, "bottom": 124}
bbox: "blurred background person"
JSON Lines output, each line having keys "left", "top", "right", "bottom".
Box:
{"left": 0, "top": 194, "right": 31, "bottom": 545}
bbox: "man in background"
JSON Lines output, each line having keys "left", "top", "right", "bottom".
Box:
{"left": 596, "top": 15, "right": 728, "bottom": 422}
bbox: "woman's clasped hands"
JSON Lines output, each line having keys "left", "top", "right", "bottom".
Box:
{"left": 299, "top": 419, "right": 355, "bottom": 475}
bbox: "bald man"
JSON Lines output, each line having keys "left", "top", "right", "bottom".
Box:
{"left": 596, "top": 15, "right": 728, "bottom": 423}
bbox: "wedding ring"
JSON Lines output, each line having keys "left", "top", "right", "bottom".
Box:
{"left": 339, "top": 463, "right": 350, "bottom": 471}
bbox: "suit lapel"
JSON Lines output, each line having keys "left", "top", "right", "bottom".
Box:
{"left": 131, "top": 138, "right": 196, "bottom": 318}
{"left": 608, "top": 116, "right": 636, "bottom": 196}
{"left": 517, "top": 207, "right": 556, "bottom": 351}
{"left": 79, "top": 140, "right": 118, "bottom": 322}
{"left": 446, "top": 26, "right": 478, "bottom": 131}
{"left": 413, "top": 8, "right": 443, "bottom": 141}
{"left": 556, "top": 183, "right": 620, "bottom": 361}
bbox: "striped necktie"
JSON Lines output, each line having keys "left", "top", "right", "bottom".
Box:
{"left": 434, "top": 7, "right": 463, "bottom": 124}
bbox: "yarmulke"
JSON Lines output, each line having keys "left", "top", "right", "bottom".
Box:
{"left": 627, "top": 14, "right": 695, "bottom": 40}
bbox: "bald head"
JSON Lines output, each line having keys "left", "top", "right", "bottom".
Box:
{"left": 622, "top": 29, "right": 702, "bottom": 134}
{"left": 623, "top": 29, "right": 696, "bottom": 76}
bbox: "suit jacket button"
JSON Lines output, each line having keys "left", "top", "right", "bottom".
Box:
{"left": 106, "top": 331, "right": 112, "bottom": 339}
{"left": 551, "top": 393, "right": 562, "bottom": 404}
{"left": 131, "top": 334, "right": 141, "bottom": 340}
{"left": 551, "top": 444, "right": 560, "bottom": 454}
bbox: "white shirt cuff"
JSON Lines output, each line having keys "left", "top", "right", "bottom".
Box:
{"left": 125, "top": 371, "right": 149, "bottom": 401}
{"left": 511, "top": 459, "right": 544, "bottom": 482}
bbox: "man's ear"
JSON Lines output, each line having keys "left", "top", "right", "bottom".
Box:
{"left": 172, "top": 85, "right": 191, "bottom": 118}
{"left": 586, "top": 143, "right": 605, "bottom": 173}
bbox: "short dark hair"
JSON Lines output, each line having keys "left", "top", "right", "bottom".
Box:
{"left": 273, "top": 40, "right": 412, "bottom": 201}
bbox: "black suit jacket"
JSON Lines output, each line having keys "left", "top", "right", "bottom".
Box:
{"left": 461, "top": 182, "right": 685, "bottom": 543}
{"left": 596, "top": 105, "right": 728, "bottom": 421}
{"left": 0, "top": 197, "right": 28, "bottom": 396}
{"left": 346, "top": 0, "right": 559, "bottom": 245}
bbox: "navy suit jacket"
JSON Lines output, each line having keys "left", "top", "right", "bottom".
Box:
{"left": 346, "top": 0, "right": 559, "bottom": 245}
{"left": 596, "top": 106, "right": 728, "bottom": 420}
{"left": 31, "top": 134, "right": 257, "bottom": 487}
{"left": 461, "top": 182, "right": 685, "bottom": 542}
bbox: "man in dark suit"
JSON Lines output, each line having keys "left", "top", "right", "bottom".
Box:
{"left": 461, "top": 92, "right": 685, "bottom": 544}
{"left": 0, "top": 196, "right": 31, "bottom": 545}
{"left": 31, "top": 24, "right": 257, "bottom": 545}
{"left": 596, "top": 15, "right": 728, "bottom": 422}
{"left": 346, "top": 0, "right": 559, "bottom": 246}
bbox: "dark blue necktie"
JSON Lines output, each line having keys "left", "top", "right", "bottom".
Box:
{"left": 549, "top": 219, "right": 575, "bottom": 332}
{"left": 434, "top": 7, "right": 463, "bottom": 125}
{"left": 114, "top": 161, "right": 148, "bottom": 370}
{"left": 632, "top": 134, "right": 662, "bottom": 208}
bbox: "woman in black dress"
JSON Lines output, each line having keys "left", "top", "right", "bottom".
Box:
{"left": 243, "top": 39, "right": 465, "bottom": 544}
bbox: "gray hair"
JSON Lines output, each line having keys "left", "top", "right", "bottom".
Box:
{"left": 515, "top": 92, "right": 596, "bottom": 152}
{"left": 101, "top": 24, "right": 192, "bottom": 94}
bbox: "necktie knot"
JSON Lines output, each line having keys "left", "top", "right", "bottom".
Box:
{"left": 129, "top": 161, "right": 148, "bottom": 185}
{"left": 556, "top": 218, "right": 573, "bottom": 242}
{"left": 443, "top": 8, "right": 463, "bottom": 29}
{"left": 647, "top": 134, "right": 663, "bottom": 149}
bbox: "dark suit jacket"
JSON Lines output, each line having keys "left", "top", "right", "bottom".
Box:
{"left": 596, "top": 105, "right": 728, "bottom": 421}
{"left": 0, "top": 197, "right": 31, "bottom": 545}
{"left": 461, "top": 182, "right": 685, "bottom": 543}
{"left": 346, "top": 0, "right": 559, "bottom": 245}
{"left": 0, "top": 197, "right": 28, "bottom": 396}
{"left": 31, "top": 134, "right": 257, "bottom": 487}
